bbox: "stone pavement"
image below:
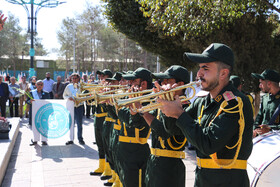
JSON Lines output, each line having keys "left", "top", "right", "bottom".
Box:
{"left": 1, "top": 117, "right": 196, "bottom": 187}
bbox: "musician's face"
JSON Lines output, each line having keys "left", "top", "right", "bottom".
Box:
{"left": 131, "top": 78, "right": 141, "bottom": 87}
{"left": 109, "top": 80, "right": 119, "bottom": 85}
{"left": 71, "top": 76, "right": 79, "bottom": 84}
{"left": 131, "top": 78, "right": 147, "bottom": 90}
{"left": 259, "top": 79, "right": 269, "bottom": 93}
{"left": 197, "top": 62, "right": 220, "bottom": 91}
{"left": 119, "top": 78, "right": 128, "bottom": 85}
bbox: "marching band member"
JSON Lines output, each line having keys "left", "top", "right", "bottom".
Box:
{"left": 101, "top": 72, "right": 123, "bottom": 186}
{"left": 90, "top": 69, "right": 113, "bottom": 179}
{"left": 116, "top": 68, "right": 153, "bottom": 187}
{"left": 251, "top": 69, "right": 280, "bottom": 136}
{"left": 140, "top": 65, "right": 190, "bottom": 187}
{"left": 158, "top": 43, "right": 254, "bottom": 187}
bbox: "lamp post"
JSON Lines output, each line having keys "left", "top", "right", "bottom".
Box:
{"left": 5, "top": 0, "right": 65, "bottom": 79}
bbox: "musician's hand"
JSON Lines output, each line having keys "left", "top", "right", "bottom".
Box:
{"left": 68, "top": 97, "right": 74, "bottom": 101}
{"left": 252, "top": 129, "right": 258, "bottom": 138}
{"left": 30, "top": 99, "right": 35, "bottom": 103}
{"left": 153, "top": 81, "right": 161, "bottom": 92}
{"left": 158, "top": 95, "right": 184, "bottom": 118}
{"left": 255, "top": 124, "right": 271, "bottom": 135}
{"left": 129, "top": 102, "right": 141, "bottom": 115}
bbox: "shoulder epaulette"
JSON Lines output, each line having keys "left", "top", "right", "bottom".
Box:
{"left": 223, "top": 91, "right": 235, "bottom": 101}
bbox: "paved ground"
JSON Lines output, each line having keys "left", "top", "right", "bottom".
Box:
{"left": 1, "top": 117, "right": 196, "bottom": 187}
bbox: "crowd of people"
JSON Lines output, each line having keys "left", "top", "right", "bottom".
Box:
{"left": 1, "top": 41, "right": 280, "bottom": 187}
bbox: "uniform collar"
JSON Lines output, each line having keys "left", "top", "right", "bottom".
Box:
{"left": 270, "top": 90, "right": 280, "bottom": 100}
{"left": 205, "top": 83, "right": 235, "bottom": 106}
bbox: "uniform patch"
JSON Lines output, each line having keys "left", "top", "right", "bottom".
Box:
{"left": 215, "top": 95, "right": 222, "bottom": 102}
{"left": 223, "top": 91, "right": 235, "bottom": 101}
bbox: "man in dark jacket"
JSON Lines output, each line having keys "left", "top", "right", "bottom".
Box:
{"left": 0, "top": 75, "right": 9, "bottom": 117}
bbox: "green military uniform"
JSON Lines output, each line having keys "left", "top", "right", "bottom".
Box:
{"left": 102, "top": 105, "right": 115, "bottom": 169}
{"left": 106, "top": 105, "right": 122, "bottom": 174}
{"left": 251, "top": 69, "right": 280, "bottom": 129}
{"left": 117, "top": 108, "right": 151, "bottom": 187}
{"left": 145, "top": 109, "right": 187, "bottom": 187}
{"left": 145, "top": 65, "right": 191, "bottom": 187}
{"left": 176, "top": 43, "right": 254, "bottom": 187}
{"left": 115, "top": 67, "right": 153, "bottom": 187}
{"left": 94, "top": 104, "right": 107, "bottom": 160}
{"left": 176, "top": 84, "right": 253, "bottom": 186}
{"left": 90, "top": 69, "right": 113, "bottom": 176}
{"left": 254, "top": 91, "right": 280, "bottom": 129}
{"left": 230, "top": 75, "right": 255, "bottom": 115}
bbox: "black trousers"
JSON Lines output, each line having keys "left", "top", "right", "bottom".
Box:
{"left": 0, "top": 98, "right": 7, "bottom": 117}
{"left": 9, "top": 98, "right": 19, "bottom": 117}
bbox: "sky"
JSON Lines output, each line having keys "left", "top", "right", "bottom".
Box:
{"left": 0, "top": 0, "right": 101, "bottom": 57}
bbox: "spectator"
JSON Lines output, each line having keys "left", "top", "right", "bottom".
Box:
{"left": 83, "top": 74, "right": 88, "bottom": 83}
{"left": 52, "top": 76, "right": 65, "bottom": 99}
{"left": 0, "top": 75, "right": 9, "bottom": 117}
{"left": 43, "top": 72, "right": 55, "bottom": 99}
{"left": 8, "top": 76, "right": 20, "bottom": 117}
{"left": 63, "top": 73, "right": 85, "bottom": 145}
{"left": 89, "top": 73, "right": 95, "bottom": 83}
{"left": 28, "top": 77, "right": 37, "bottom": 91}
{"left": 28, "top": 80, "right": 50, "bottom": 146}
{"left": 19, "top": 76, "right": 29, "bottom": 118}
{"left": 5, "top": 73, "right": 10, "bottom": 83}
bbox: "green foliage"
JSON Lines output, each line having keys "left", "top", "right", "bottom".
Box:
{"left": 102, "top": 0, "right": 280, "bottom": 92}
{"left": 102, "top": 0, "right": 196, "bottom": 70}
{"left": 57, "top": 3, "right": 158, "bottom": 73}
{"left": 136, "top": 0, "right": 271, "bottom": 38}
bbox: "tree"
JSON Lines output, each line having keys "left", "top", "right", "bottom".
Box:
{"left": 78, "top": 4, "right": 104, "bottom": 72}
{"left": 102, "top": 0, "right": 195, "bottom": 70}
{"left": 102, "top": 1, "right": 280, "bottom": 89}
{"left": 0, "top": 13, "right": 25, "bottom": 76}
{"left": 57, "top": 17, "right": 76, "bottom": 77}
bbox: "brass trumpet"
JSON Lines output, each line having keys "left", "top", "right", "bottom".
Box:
{"left": 74, "top": 94, "right": 95, "bottom": 106}
{"left": 74, "top": 86, "right": 131, "bottom": 106}
{"left": 94, "top": 88, "right": 154, "bottom": 106}
{"left": 114, "top": 81, "right": 199, "bottom": 111}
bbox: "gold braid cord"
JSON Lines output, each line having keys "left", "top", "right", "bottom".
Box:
{"left": 209, "top": 97, "right": 245, "bottom": 168}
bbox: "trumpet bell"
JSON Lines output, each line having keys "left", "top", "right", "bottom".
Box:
{"left": 114, "top": 81, "right": 199, "bottom": 112}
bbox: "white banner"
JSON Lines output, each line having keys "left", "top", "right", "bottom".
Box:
{"left": 32, "top": 99, "right": 74, "bottom": 142}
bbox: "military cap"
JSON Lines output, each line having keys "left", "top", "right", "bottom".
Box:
{"left": 251, "top": 69, "right": 280, "bottom": 83}
{"left": 96, "top": 70, "right": 103, "bottom": 75}
{"left": 152, "top": 65, "right": 190, "bottom": 84}
{"left": 122, "top": 67, "right": 152, "bottom": 83}
{"left": 96, "top": 69, "right": 113, "bottom": 78}
{"left": 230, "top": 75, "right": 241, "bottom": 88}
{"left": 106, "top": 72, "right": 122, "bottom": 81}
{"left": 184, "top": 43, "right": 234, "bottom": 67}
